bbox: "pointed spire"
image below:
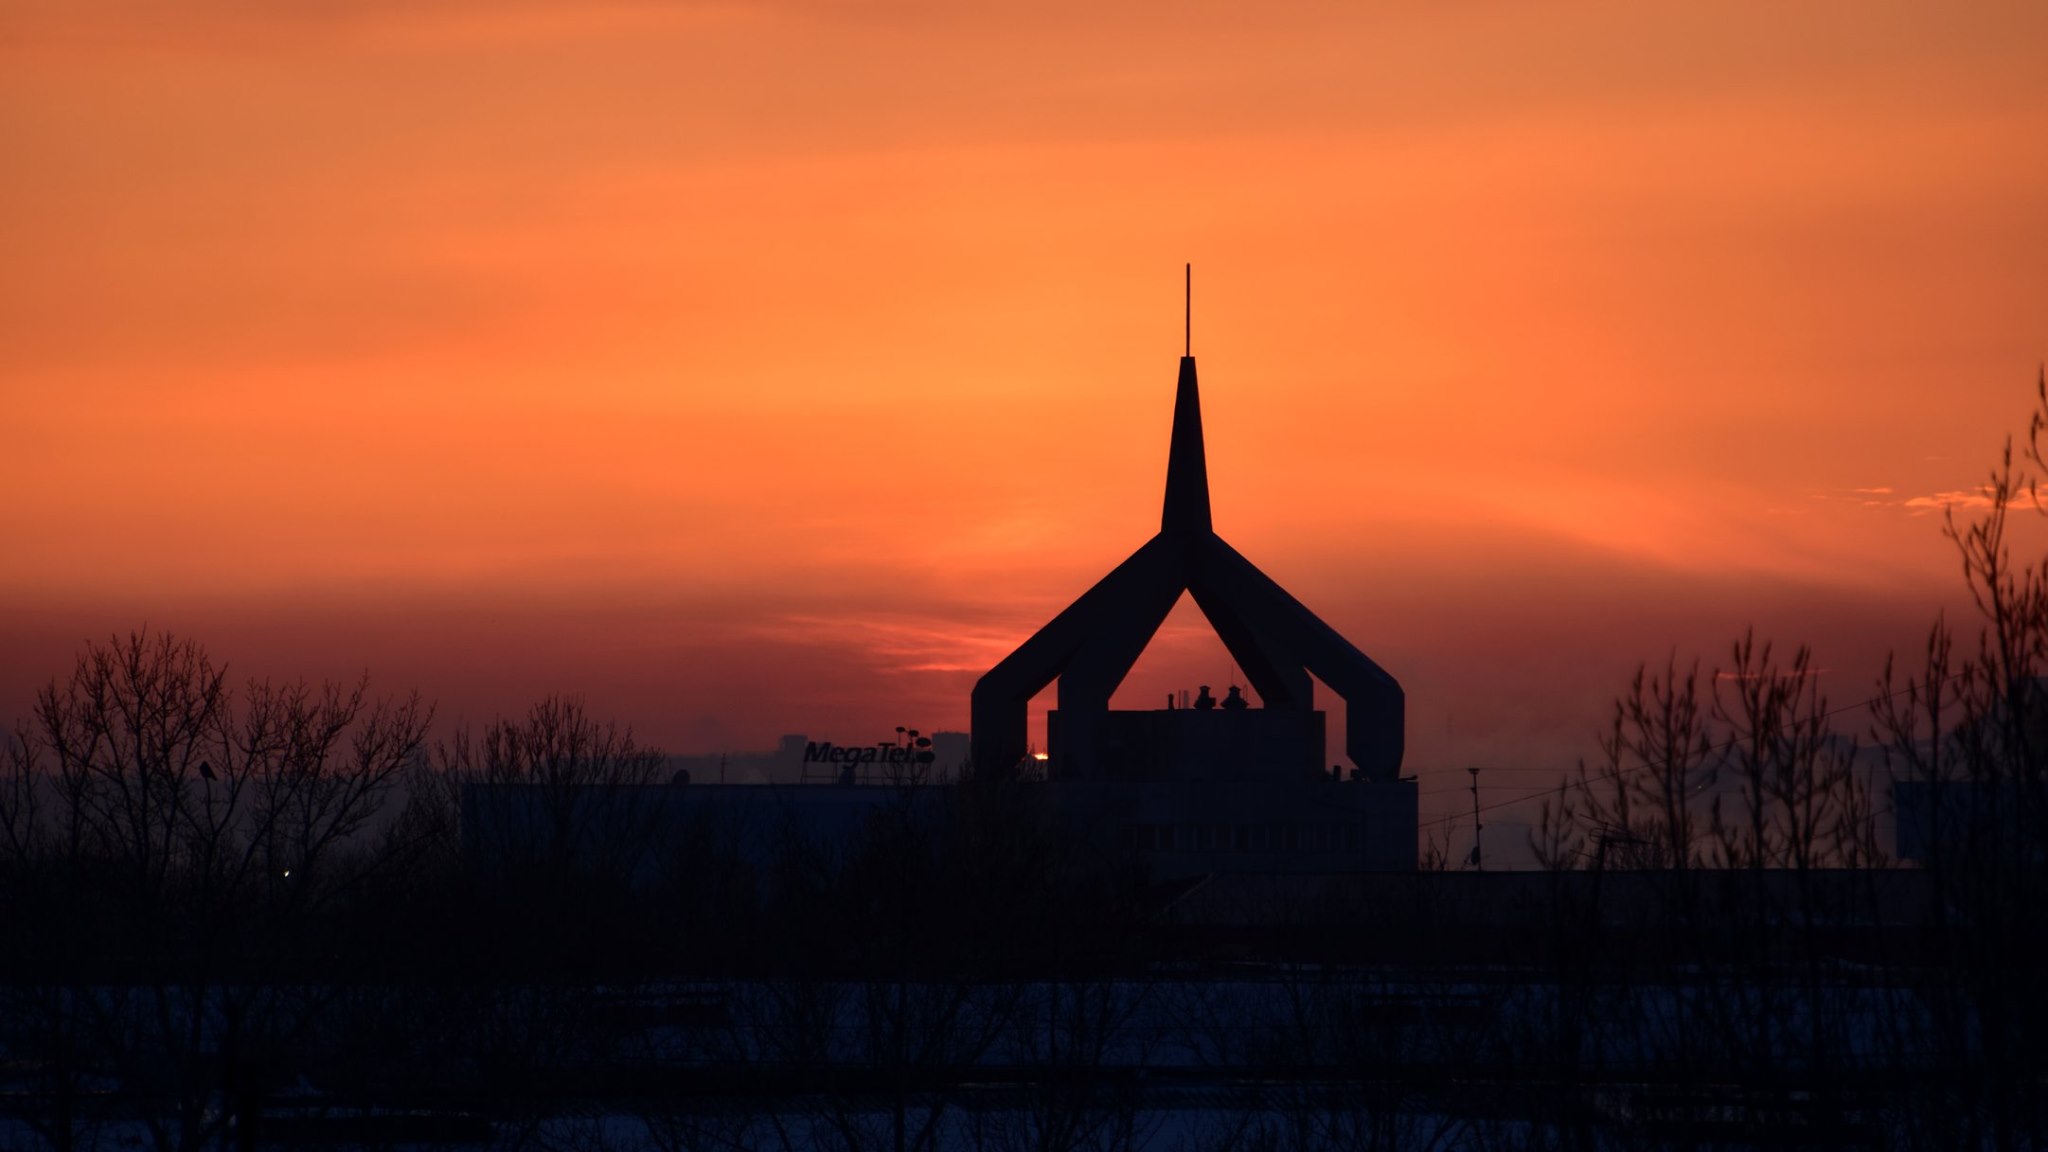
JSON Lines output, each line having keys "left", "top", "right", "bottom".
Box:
{"left": 1162, "top": 353, "right": 1212, "bottom": 533}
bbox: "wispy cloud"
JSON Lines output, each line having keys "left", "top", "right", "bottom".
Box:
{"left": 1899, "top": 487, "right": 2045, "bottom": 513}
{"left": 1811, "top": 485, "right": 2042, "bottom": 515}
{"left": 751, "top": 612, "right": 1021, "bottom": 677}
{"left": 1808, "top": 485, "right": 1918, "bottom": 509}
{"left": 1901, "top": 489, "right": 1998, "bottom": 512}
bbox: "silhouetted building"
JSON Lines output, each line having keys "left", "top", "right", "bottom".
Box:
{"left": 971, "top": 308, "right": 1417, "bottom": 869}
{"left": 464, "top": 285, "right": 1419, "bottom": 877}
{"left": 971, "top": 348, "right": 1404, "bottom": 784}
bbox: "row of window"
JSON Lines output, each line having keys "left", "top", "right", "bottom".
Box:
{"left": 1121, "top": 821, "right": 1363, "bottom": 854}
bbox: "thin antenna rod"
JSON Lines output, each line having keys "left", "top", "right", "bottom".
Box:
{"left": 1184, "top": 263, "right": 1191, "bottom": 356}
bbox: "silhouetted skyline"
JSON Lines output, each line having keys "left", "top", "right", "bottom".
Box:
{"left": 4, "top": 3, "right": 2046, "bottom": 838}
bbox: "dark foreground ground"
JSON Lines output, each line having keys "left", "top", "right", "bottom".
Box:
{"left": 4, "top": 869, "right": 2043, "bottom": 1152}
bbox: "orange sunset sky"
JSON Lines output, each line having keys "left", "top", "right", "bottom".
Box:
{"left": 3, "top": 2, "right": 2046, "bottom": 829}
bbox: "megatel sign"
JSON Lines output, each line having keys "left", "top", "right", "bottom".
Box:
{"left": 803, "top": 730, "right": 936, "bottom": 770}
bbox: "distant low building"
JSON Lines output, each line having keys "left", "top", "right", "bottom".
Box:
{"left": 1892, "top": 778, "right": 2043, "bottom": 864}
{"left": 662, "top": 731, "right": 972, "bottom": 787}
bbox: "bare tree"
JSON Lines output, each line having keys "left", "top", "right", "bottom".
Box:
{"left": 1864, "top": 370, "right": 2048, "bottom": 1146}
{"left": 1707, "top": 632, "right": 1872, "bottom": 871}
{"left": 436, "top": 694, "right": 669, "bottom": 894}
{"left": 0, "top": 629, "right": 431, "bottom": 1152}
{"left": 1552, "top": 655, "right": 1715, "bottom": 872}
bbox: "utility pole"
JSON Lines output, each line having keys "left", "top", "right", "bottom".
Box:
{"left": 1467, "top": 766, "right": 1484, "bottom": 871}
